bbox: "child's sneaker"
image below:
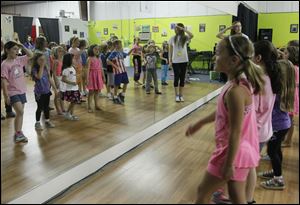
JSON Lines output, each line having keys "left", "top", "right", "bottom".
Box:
{"left": 261, "top": 154, "right": 271, "bottom": 161}
{"left": 1, "top": 113, "right": 5, "bottom": 120}
{"left": 118, "top": 93, "right": 125, "bottom": 103}
{"left": 179, "top": 95, "right": 184, "bottom": 102}
{"left": 113, "top": 97, "right": 123, "bottom": 105}
{"left": 146, "top": 91, "right": 151, "bottom": 94}
{"left": 258, "top": 170, "right": 274, "bottom": 179}
{"left": 64, "top": 112, "right": 78, "bottom": 121}
{"left": 211, "top": 191, "right": 231, "bottom": 204}
{"left": 260, "top": 177, "right": 285, "bottom": 190}
{"left": 155, "top": 91, "right": 162, "bottom": 95}
{"left": 71, "top": 115, "right": 79, "bottom": 121}
{"left": 35, "top": 122, "right": 43, "bottom": 130}
{"left": 6, "top": 111, "right": 16, "bottom": 118}
{"left": 14, "top": 132, "right": 28, "bottom": 143}
{"left": 176, "top": 95, "right": 181, "bottom": 102}
{"left": 45, "top": 121, "right": 55, "bottom": 128}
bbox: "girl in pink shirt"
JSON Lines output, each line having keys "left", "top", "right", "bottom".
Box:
{"left": 185, "top": 35, "right": 265, "bottom": 204}
{"left": 1, "top": 41, "right": 33, "bottom": 143}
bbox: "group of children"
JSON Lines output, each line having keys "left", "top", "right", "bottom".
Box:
{"left": 1, "top": 33, "right": 175, "bottom": 143}
{"left": 186, "top": 36, "right": 299, "bottom": 203}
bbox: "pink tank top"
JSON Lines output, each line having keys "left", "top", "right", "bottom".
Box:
{"left": 90, "top": 57, "right": 103, "bottom": 70}
{"left": 209, "top": 78, "right": 260, "bottom": 168}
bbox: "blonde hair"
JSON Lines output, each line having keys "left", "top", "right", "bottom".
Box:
{"left": 224, "top": 35, "right": 265, "bottom": 94}
{"left": 277, "top": 60, "right": 295, "bottom": 112}
{"left": 52, "top": 46, "right": 64, "bottom": 59}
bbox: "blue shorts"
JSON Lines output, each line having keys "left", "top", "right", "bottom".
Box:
{"left": 10, "top": 93, "right": 27, "bottom": 105}
{"left": 114, "top": 72, "right": 129, "bottom": 86}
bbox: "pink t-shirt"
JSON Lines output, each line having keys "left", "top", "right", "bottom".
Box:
{"left": 209, "top": 78, "right": 260, "bottom": 169}
{"left": 1, "top": 56, "right": 28, "bottom": 97}
{"left": 131, "top": 44, "right": 142, "bottom": 56}
{"left": 254, "top": 75, "right": 276, "bottom": 143}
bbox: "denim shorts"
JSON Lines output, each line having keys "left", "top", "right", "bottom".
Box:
{"left": 10, "top": 93, "right": 27, "bottom": 105}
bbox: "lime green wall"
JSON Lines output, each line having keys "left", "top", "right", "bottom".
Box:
{"left": 258, "top": 13, "right": 299, "bottom": 48}
{"left": 88, "top": 15, "right": 232, "bottom": 52}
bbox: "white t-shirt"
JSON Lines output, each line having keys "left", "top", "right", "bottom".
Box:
{"left": 169, "top": 36, "right": 190, "bottom": 63}
{"left": 62, "top": 66, "right": 78, "bottom": 91}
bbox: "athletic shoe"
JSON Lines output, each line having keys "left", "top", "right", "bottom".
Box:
{"left": 45, "top": 121, "right": 55, "bottom": 128}
{"left": 176, "top": 96, "right": 181, "bottom": 102}
{"left": 118, "top": 93, "right": 125, "bottom": 103}
{"left": 35, "top": 122, "right": 43, "bottom": 130}
{"left": 180, "top": 96, "right": 184, "bottom": 102}
{"left": 14, "top": 132, "right": 28, "bottom": 143}
{"left": 155, "top": 91, "right": 162, "bottom": 95}
{"left": 260, "top": 178, "right": 285, "bottom": 190}
{"left": 211, "top": 191, "right": 231, "bottom": 204}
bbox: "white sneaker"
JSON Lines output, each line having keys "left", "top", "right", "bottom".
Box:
{"left": 45, "top": 121, "right": 55, "bottom": 128}
{"left": 176, "top": 96, "right": 180, "bottom": 102}
{"left": 35, "top": 122, "right": 43, "bottom": 130}
{"left": 180, "top": 96, "right": 184, "bottom": 102}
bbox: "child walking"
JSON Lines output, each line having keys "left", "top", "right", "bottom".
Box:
{"left": 107, "top": 40, "right": 129, "bottom": 105}
{"left": 185, "top": 35, "right": 265, "bottom": 203}
{"left": 86, "top": 44, "right": 105, "bottom": 112}
{"left": 62, "top": 53, "right": 81, "bottom": 120}
{"left": 105, "top": 41, "right": 114, "bottom": 100}
{"left": 32, "top": 53, "right": 58, "bottom": 130}
{"left": 1, "top": 41, "right": 33, "bottom": 143}
{"left": 129, "top": 37, "right": 143, "bottom": 86}
{"left": 79, "top": 39, "right": 88, "bottom": 96}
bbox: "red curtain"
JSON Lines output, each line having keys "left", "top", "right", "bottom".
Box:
{"left": 31, "top": 25, "right": 36, "bottom": 42}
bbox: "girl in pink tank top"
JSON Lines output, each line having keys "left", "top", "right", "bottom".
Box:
{"left": 185, "top": 35, "right": 265, "bottom": 204}
{"left": 52, "top": 46, "right": 66, "bottom": 115}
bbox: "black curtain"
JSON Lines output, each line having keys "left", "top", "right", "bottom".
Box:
{"left": 232, "top": 3, "right": 258, "bottom": 42}
{"left": 39, "top": 18, "right": 60, "bottom": 43}
{"left": 13, "top": 16, "right": 33, "bottom": 44}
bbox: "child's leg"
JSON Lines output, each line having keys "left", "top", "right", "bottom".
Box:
{"left": 82, "top": 67, "right": 87, "bottom": 94}
{"left": 153, "top": 70, "right": 159, "bottom": 92}
{"left": 161, "top": 65, "right": 165, "bottom": 82}
{"left": 228, "top": 180, "right": 247, "bottom": 204}
{"left": 54, "top": 92, "right": 62, "bottom": 114}
{"left": 94, "top": 90, "right": 101, "bottom": 109}
{"left": 195, "top": 171, "right": 227, "bottom": 204}
{"left": 145, "top": 70, "right": 151, "bottom": 92}
{"left": 122, "top": 84, "right": 127, "bottom": 94}
{"left": 59, "top": 93, "right": 65, "bottom": 112}
{"left": 68, "top": 102, "right": 75, "bottom": 115}
{"left": 35, "top": 98, "right": 43, "bottom": 122}
{"left": 12, "top": 102, "right": 25, "bottom": 133}
{"left": 246, "top": 168, "right": 257, "bottom": 203}
{"left": 164, "top": 65, "right": 169, "bottom": 82}
{"left": 88, "top": 90, "right": 94, "bottom": 111}
{"left": 43, "top": 94, "right": 51, "bottom": 120}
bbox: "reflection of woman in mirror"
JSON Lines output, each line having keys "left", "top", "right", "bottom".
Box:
{"left": 216, "top": 21, "right": 248, "bottom": 40}
{"left": 169, "top": 23, "right": 194, "bottom": 102}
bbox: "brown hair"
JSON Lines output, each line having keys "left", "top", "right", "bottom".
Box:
{"left": 277, "top": 60, "right": 295, "bottom": 112}
{"left": 286, "top": 46, "right": 299, "bottom": 66}
{"left": 224, "top": 35, "right": 265, "bottom": 94}
{"left": 35, "top": 36, "right": 47, "bottom": 50}
{"left": 174, "top": 23, "right": 188, "bottom": 48}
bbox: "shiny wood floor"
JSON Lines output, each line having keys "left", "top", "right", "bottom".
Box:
{"left": 1, "top": 77, "right": 221, "bottom": 203}
{"left": 50, "top": 100, "right": 299, "bottom": 204}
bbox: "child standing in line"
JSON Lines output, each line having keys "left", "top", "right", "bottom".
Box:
{"left": 52, "top": 46, "right": 66, "bottom": 115}
{"left": 1, "top": 41, "right": 33, "bottom": 143}
{"left": 185, "top": 35, "right": 265, "bottom": 203}
{"left": 79, "top": 39, "right": 88, "bottom": 97}
{"left": 105, "top": 41, "right": 114, "bottom": 100}
{"left": 160, "top": 41, "right": 169, "bottom": 86}
{"left": 245, "top": 40, "right": 280, "bottom": 204}
{"left": 144, "top": 45, "right": 162, "bottom": 95}
{"left": 68, "top": 37, "right": 84, "bottom": 99}
{"left": 259, "top": 60, "right": 295, "bottom": 190}
{"left": 107, "top": 40, "right": 129, "bottom": 105}
{"left": 86, "top": 44, "right": 105, "bottom": 113}
{"left": 281, "top": 46, "right": 299, "bottom": 147}
{"left": 129, "top": 37, "right": 143, "bottom": 86}
{"left": 32, "top": 53, "right": 58, "bottom": 130}
{"left": 62, "top": 53, "right": 81, "bottom": 120}
{"left": 99, "top": 43, "right": 108, "bottom": 97}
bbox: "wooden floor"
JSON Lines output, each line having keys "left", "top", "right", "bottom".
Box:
{"left": 1, "top": 77, "right": 221, "bottom": 203}
{"left": 50, "top": 100, "right": 299, "bottom": 204}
